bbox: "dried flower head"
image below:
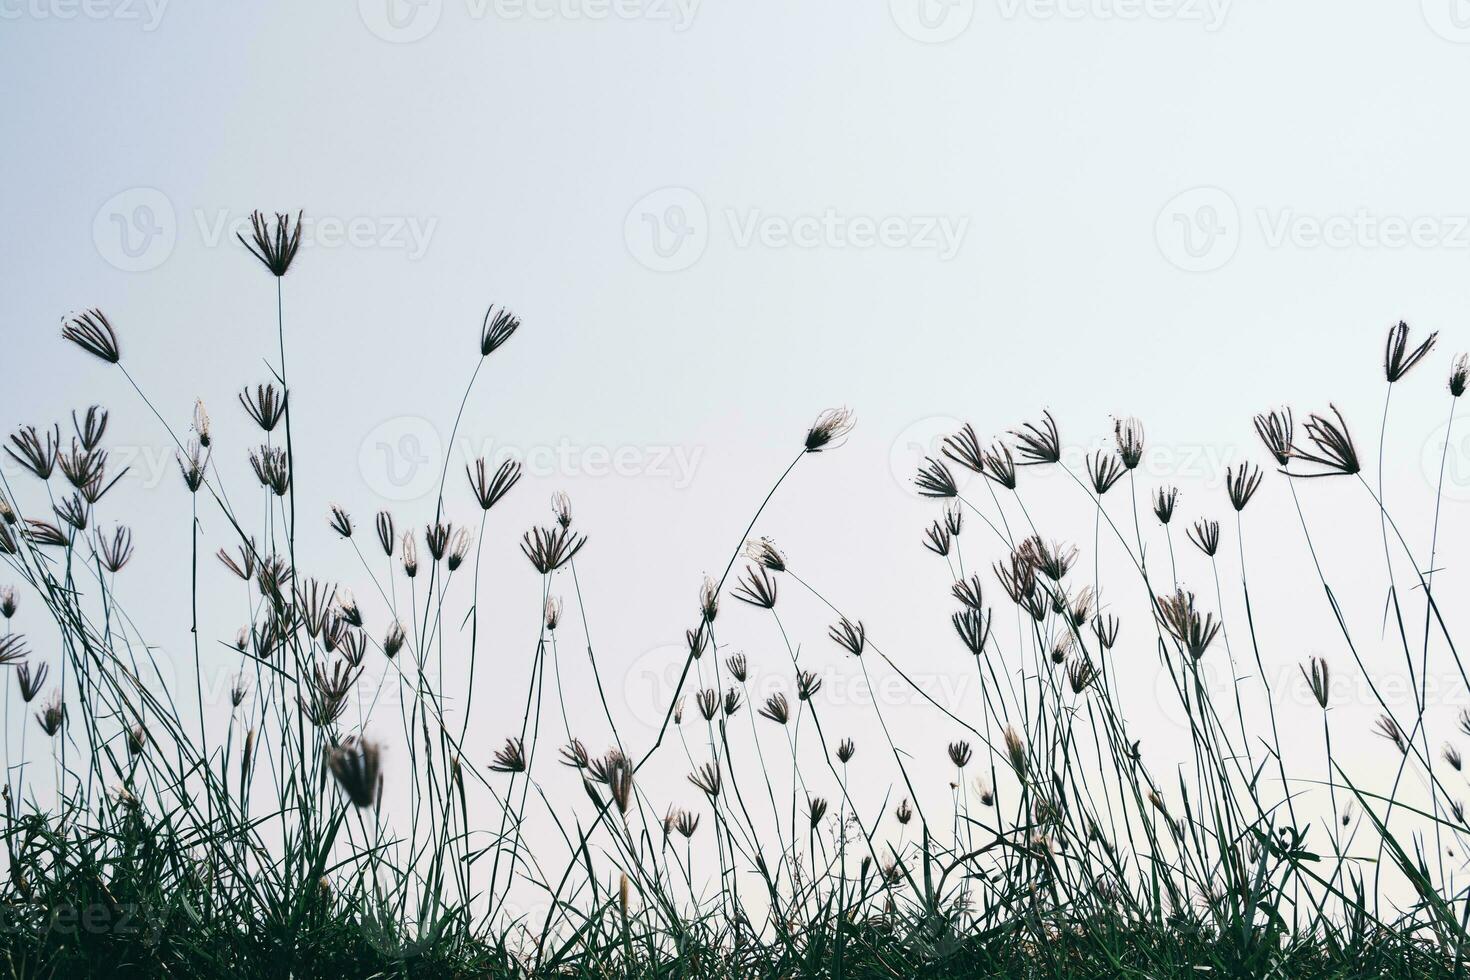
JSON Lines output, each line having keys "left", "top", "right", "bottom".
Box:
{"left": 1153, "top": 486, "right": 1178, "bottom": 524}
{"left": 805, "top": 407, "right": 855, "bottom": 452}
{"left": 7, "top": 424, "right": 60, "bottom": 480}
{"left": 1091, "top": 614, "right": 1120, "bottom": 651}
{"left": 54, "top": 494, "right": 88, "bottom": 532}
{"left": 248, "top": 445, "right": 290, "bottom": 496}
{"left": 327, "top": 505, "right": 353, "bottom": 538}
{"left": 673, "top": 809, "right": 699, "bottom": 839}
{"left": 1187, "top": 519, "right": 1220, "bottom": 557}
{"left": 1384, "top": 320, "right": 1437, "bottom": 383}
{"left": 230, "top": 674, "right": 250, "bottom": 707}
{"left": 1253, "top": 408, "right": 1294, "bottom": 467}
{"left": 218, "top": 541, "right": 257, "bottom": 581}
{"left": 26, "top": 520, "right": 68, "bottom": 548}
{"left": 686, "top": 626, "right": 707, "bottom": 661}
{"left": 725, "top": 652, "right": 748, "bottom": 681}
{"left": 732, "top": 564, "right": 778, "bottom": 609}
{"left": 1374, "top": 714, "right": 1407, "bottom": 753}
{"left": 722, "top": 687, "right": 742, "bottom": 717}
{"left": 178, "top": 441, "right": 208, "bottom": 493}
{"left": 698, "top": 575, "right": 719, "bottom": 623}
{"left": 688, "top": 761, "right": 721, "bottom": 797}
{"left": 896, "top": 799, "right": 913, "bottom": 825}
{"left": 0, "top": 587, "right": 15, "bottom": 620}
{"left": 836, "top": 738, "right": 855, "bottom": 763}
{"left": 239, "top": 384, "right": 287, "bottom": 433}
{"left": 743, "top": 537, "right": 786, "bottom": 572}
{"left": 1113, "top": 417, "right": 1144, "bottom": 470}
{"left": 1452, "top": 354, "right": 1469, "bottom": 398}
{"left": 796, "top": 670, "right": 823, "bottom": 701}
{"left": 238, "top": 210, "right": 303, "bottom": 277}
{"left": 479, "top": 305, "right": 522, "bottom": 357}
{"left": 914, "top": 457, "right": 958, "bottom": 498}
{"left": 947, "top": 741, "right": 972, "bottom": 768}
{"left": 828, "top": 616, "right": 865, "bottom": 656}
{"left": 1155, "top": 590, "right": 1221, "bottom": 660}
{"left": 375, "top": 511, "right": 395, "bottom": 556}
{"left": 1289, "top": 405, "right": 1359, "bottom": 478}
{"left": 981, "top": 443, "right": 1019, "bottom": 490}
{"left": 96, "top": 525, "right": 134, "bottom": 572}
{"left": 942, "top": 423, "right": 986, "bottom": 474}
{"left": 1067, "top": 659, "right": 1099, "bottom": 694}
{"left": 1019, "top": 536, "right": 1076, "bottom": 582}
{"left": 37, "top": 692, "right": 65, "bottom": 737}
{"left": 192, "top": 399, "right": 211, "bottom": 448}
{"left": 758, "top": 692, "right": 790, "bottom": 725}
{"left": 0, "top": 635, "right": 28, "bottom": 666}
{"left": 543, "top": 595, "right": 562, "bottom": 631}
{"left": 72, "top": 406, "right": 108, "bottom": 451}
{"left": 468, "top": 458, "right": 521, "bottom": 511}
{"left": 952, "top": 573, "right": 985, "bottom": 611}
{"left": 400, "top": 532, "right": 419, "bottom": 578}
{"left": 327, "top": 735, "right": 383, "bottom": 808}
{"left": 383, "top": 621, "right": 406, "bottom": 659}
{"left": 1300, "top": 656, "right": 1330, "bottom": 709}
{"left": 922, "top": 520, "right": 952, "bottom": 557}
{"left": 489, "top": 737, "right": 528, "bottom": 773}
{"left": 696, "top": 688, "right": 720, "bottom": 722}
{"left": 1444, "top": 743, "right": 1463, "bottom": 772}
{"left": 1225, "top": 462, "right": 1262, "bottom": 512}
{"left": 17, "top": 661, "right": 48, "bottom": 703}
{"left": 520, "top": 525, "right": 587, "bottom": 574}
{"left": 1086, "top": 450, "right": 1125, "bottom": 496}
{"left": 952, "top": 606, "right": 991, "bottom": 657}
{"left": 1004, "top": 726, "right": 1027, "bottom": 776}
{"left": 1010, "top": 410, "right": 1061, "bottom": 466}
{"left": 62, "top": 309, "right": 120, "bottom": 363}
{"left": 808, "top": 796, "right": 828, "bottom": 829}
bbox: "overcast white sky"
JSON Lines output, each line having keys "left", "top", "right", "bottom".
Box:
{"left": 6, "top": 0, "right": 1470, "bottom": 915}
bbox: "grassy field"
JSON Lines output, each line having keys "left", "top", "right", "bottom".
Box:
{"left": 2, "top": 212, "right": 1468, "bottom": 978}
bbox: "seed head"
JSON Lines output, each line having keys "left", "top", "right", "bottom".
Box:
{"left": 71, "top": 406, "right": 108, "bottom": 452}
{"left": 942, "top": 423, "right": 986, "bottom": 474}
{"left": 922, "top": 520, "right": 952, "bottom": 557}
{"left": 722, "top": 687, "right": 742, "bottom": 717}
{"left": 805, "top": 407, "right": 855, "bottom": 452}
{"left": 192, "top": 399, "right": 211, "bottom": 448}
{"left": 914, "top": 457, "right": 958, "bottom": 498}
{"left": 1375, "top": 715, "right": 1407, "bottom": 753}
{"left": 725, "top": 652, "right": 748, "bottom": 681}
{"left": 328, "top": 505, "right": 353, "bottom": 538}
{"left": 1300, "top": 656, "right": 1330, "bottom": 709}
{"left": 375, "top": 511, "right": 396, "bottom": 556}
{"left": 696, "top": 688, "right": 720, "bottom": 721}
{"left": 0, "top": 635, "right": 28, "bottom": 666}
{"left": 520, "top": 525, "right": 587, "bottom": 574}
{"left": 383, "top": 622, "right": 406, "bottom": 659}
{"left": 1091, "top": 614, "right": 1120, "bottom": 650}
{"left": 400, "top": 532, "right": 419, "bottom": 578}
{"left": 1253, "top": 408, "right": 1294, "bottom": 467}
{"left": 489, "top": 737, "right": 528, "bottom": 773}
{"left": 1188, "top": 519, "right": 1219, "bottom": 557}
{"left": 758, "top": 692, "right": 790, "bottom": 725}
{"left": 178, "top": 441, "right": 208, "bottom": 493}
{"left": 1153, "top": 486, "right": 1178, "bottom": 524}
{"left": 796, "top": 670, "right": 822, "bottom": 701}
{"left": 1086, "top": 450, "right": 1125, "bottom": 496}
{"left": 1452, "top": 354, "right": 1469, "bottom": 398}
{"left": 836, "top": 738, "right": 855, "bottom": 764}
{"left": 1004, "top": 725, "right": 1027, "bottom": 776}
{"left": 96, "top": 525, "right": 134, "bottom": 572}
{"left": 1384, "top": 320, "right": 1437, "bottom": 383}
{"left": 37, "top": 693, "right": 65, "bottom": 737}
{"left": 947, "top": 741, "right": 972, "bottom": 768}
{"left": 1289, "top": 405, "right": 1360, "bottom": 478}
{"left": 1155, "top": 590, "right": 1221, "bottom": 660}
{"left": 479, "top": 305, "right": 521, "bottom": 357}
{"left": 688, "top": 761, "right": 721, "bottom": 797}
{"left": 732, "top": 564, "right": 778, "bottom": 609}
{"left": 1067, "top": 659, "right": 1099, "bottom": 694}
{"left": 0, "top": 587, "right": 15, "bottom": 619}
{"left": 828, "top": 617, "right": 865, "bottom": 656}
{"left": 248, "top": 445, "right": 290, "bottom": 496}
{"left": 468, "top": 458, "right": 521, "bottom": 511}
{"left": 16, "top": 661, "right": 47, "bottom": 703}
{"left": 327, "top": 736, "right": 383, "bottom": 808}
{"left": 238, "top": 210, "right": 303, "bottom": 277}
{"left": 1018, "top": 536, "right": 1076, "bottom": 582}
{"left": 1444, "top": 743, "right": 1463, "bottom": 772}
{"left": 1225, "top": 462, "right": 1262, "bottom": 512}
{"left": 544, "top": 595, "right": 563, "bottom": 631}
{"left": 896, "top": 799, "right": 913, "bottom": 825}
{"left": 239, "top": 384, "right": 287, "bottom": 433}
{"left": 951, "top": 606, "right": 991, "bottom": 657}
{"left": 808, "top": 796, "right": 828, "bottom": 828}
{"left": 1113, "top": 417, "right": 1144, "bottom": 470}
{"left": 62, "top": 309, "right": 120, "bottom": 363}
{"left": 7, "top": 425, "right": 59, "bottom": 480}
{"left": 743, "top": 537, "right": 786, "bottom": 572}
{"left": 1010, "top": 410, "right": 1061, "bottom": 466}
{"left": 698, "top": 575, "right": 719, "bottom": 622}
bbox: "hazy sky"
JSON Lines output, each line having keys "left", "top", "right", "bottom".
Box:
{"left": 6, "top": 0, "right": 1470, "bottom": 920}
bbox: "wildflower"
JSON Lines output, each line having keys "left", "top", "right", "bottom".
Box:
{"left": 193, "top": 399, "right": 211, "bottom": 448}
{"left": 16, "top": 662, "right": 47, "bottom": 702}
{"left": 1384, "top": 320, "right": 1437, "bottom": 383}
{"left": 1067, "top": 659, "right": 1099, "bottom": 694}
{"left": 58, "top": 441, "right": 110, "bottom": 491}
{"left": 725, "top": 652, "right": 748, "bottom": 681}
{"left": 944, "top": 503, "right": 963, "bottom": 538}
{"left": 490, "top": 738, "right": 528, "bottom": 773}
{"left": 62, "top": 309, "right": 120, "bottom": 363}
{"left": 126, "top": 723, "right": 148, "bottom": 757}
{"left": 424, "top": 522, "right": 452, "bottom": 563}
{"left": 239, "top": 384, "right": 287, "bottom": 433}
{"left": 401, "top": 532, "right": 418, "bottom": 578}
{"left": 743, "top": 537, "right": 786, "bottom": 572}
{"left": 836, "top": 738, "right": 855, "bottom": 764}
{"left": 560, "top": 740, "right": 590, "bottom": 769}
{"left": 688, "top": 761, "right": 721, "bottom": 797}
{"left": 805, "top": 407, "right": 855, "bottom": 452}
{"left": 981, "top": 443, "right": 1019, "bottom": 489}
{"left": 543, "top": 595, "right": 562, "bottom": 632}
{"left": 796, "top": 670, "right": 822, "bottom": 701}
{"left": 1226, "top": 462, "right": 1262, "bottom": 512}
{"left": 230, "top": 675, "right": 250, "bottom": 707}
{"left": 1091, "top": 614, "right": 1119, "bottom": 650}
{"left": 974, "top": 778, "right": 995, "bottom": 806}
{"left": 1253, "top": 408, "right": 1294, "bottom": 467}
{"left": 0, "top": 587, "right": 15, "bottom": 619}
{"left": 1300, "top": 657, "right": 1330, "bottom": 709}
{"left": 674, "top": 809, "right": 699, "bottom": 838}
{"left": 549, "top": 491, "right": 573, "bottom": 530}
{"left": 1153, "top": 486, "right": 1178, "bottom": 524}
{"left": 922, "top": 520, "right": 952, "bottom": 557}
{"left": 383, "top": 622, "right": 406, "bottom": 659}
{"left": 54, "top": 494, "right": 88, "bottom": 532}
{"left": 328, "top": 505, "right": 353, "bottom": 538}
{"left": 829, "top": 617, "right": 865, "bottom": 656}
{"left": 1019, "top": 536, "right": 1076, "bottom": 582}
{"left": 1375, "top": 715, "right": 1407, "bottom": 753}
{"left": 896, "top": 799, "right": 913, "bottom": 825}
{"left": 218, "top": 541, "right": 256, "bottom": 581}
{"left": 732, "top": 565, "right": 778, "bottom": 609}
{"left": 1114, "top": 418, "right": 1144, "bottom": 469}
{"left": 1086, "top": 451, "right": 1125, "bottom": 495}
{"left": 1444, "top": 744, "right": 1463, "bottom": 772}
{"left": 808, "top": 796, "right": 829, "bottom": 828}
{"left": 520, "top": 525, "right": 587, "bottom": 574}
{"left": 1004, "top": 726, "right": 1027, "bottom": 775}
{"left": 7, "top": 424, "right": 59, "bottom": 479}
{"left": 1452, "top": 354, "right": 1469, "bottom": 398}
{"left": 37, "top": 693, "right": 64, "bottom": 736}
{"left": 233, "top": 627, "right": 249, "bottom": 652}
{"left": 479, "top": 305, "right": 521, "bottom": 357}
{"left": 948, "top": 741, "right": 972, "bottom": 768}
{"left": 1188, "top": 519, "right": 1219, "bottom": 557}
{"left": 327, "top": 736, "right": 383, "bottom": 808}
{"left": 178, "top": 441, "right": 208, "bottom": 493}
{"left": 952, "top": 573, "right": 985, "bottom": 610}
{"left": 1155, "top": 590, "right": 1220, "bottom": 660}
{"left": 0, "top": 635, "right": 27, "bottom": 665}
{"left": 686, "top": 627, "right": 707, "bottom": 660}
{"left": 468, "top": 458, "right": 521, "bottom": 510}
{"left": 96, "top": 526, "right": 134, "bottom": 571}
{"left": 952, "top": 606, "right": 991, "bottom": 657}
{"left": 758, "top": 693, "right": 790, "bottom": 725}
{"left": 699, "top": 575, "right": 719, "bottom": 622}
{"left": 1011, "top": 411, "right": 1061, "bottom": 466}
{"left": 723, "top": 688, "right": 742, "bottom": 717}
{"left": 673, "top": 697, "right": 685, "bottom": 724}
{"left": 942, "top": 423, "right": 986, "bottom": 474}
{"left": 375, "top": 511, "right": 395, "bottom": 556}
{"left": 248, "top": 445, "right": 290, "bottom": 496}
{"left": 238, "top": 210, "right": 303, "bottom": 277}
{"left": 914, "top": 457, "right": 958, "bottom": 498}
{"left": 1289, "top": 405, "right": 1359, "bottom": 478}
{"left": 72, "top": 406, "right": 108, "bottom": 451}
{"left": 696, "top": 688, "right": 719, "bottom": 722}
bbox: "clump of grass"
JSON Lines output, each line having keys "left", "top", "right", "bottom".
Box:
{"left": 3, "top": 223, "right": 1470, "bottom": 977}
